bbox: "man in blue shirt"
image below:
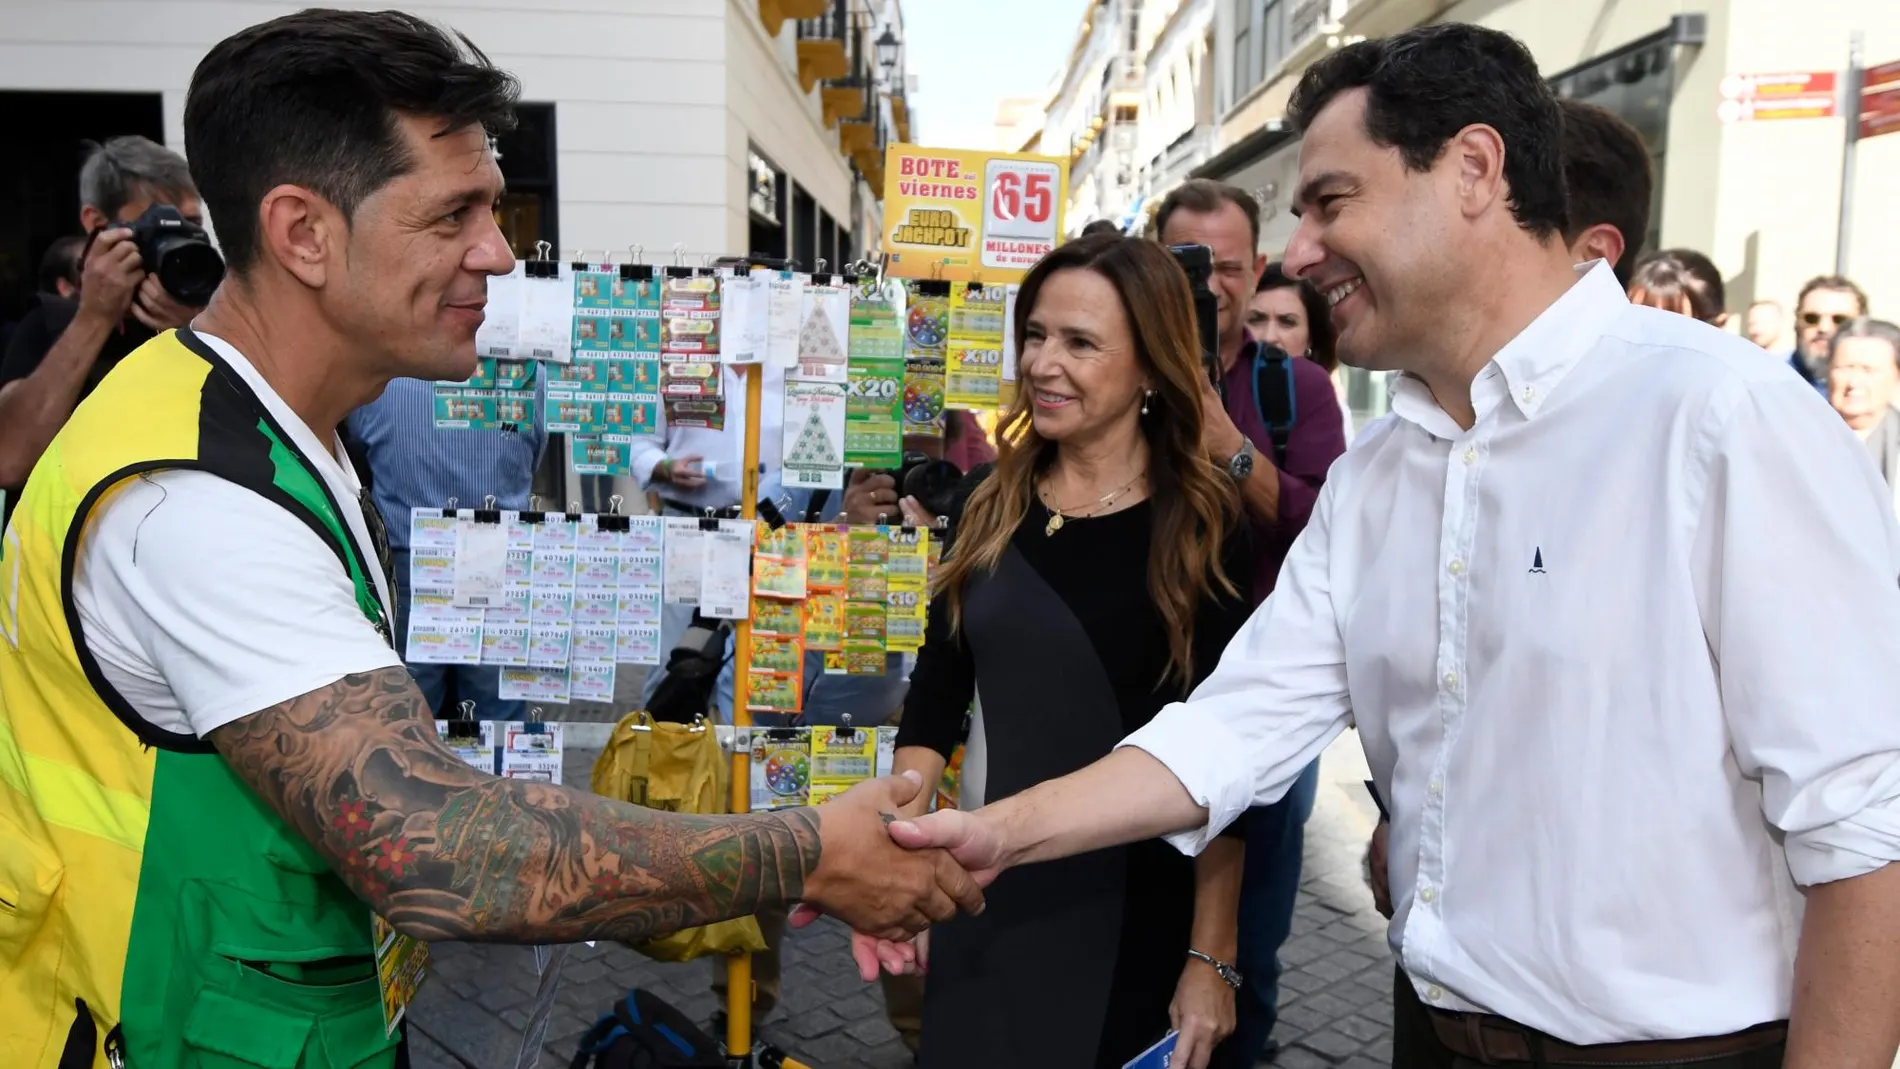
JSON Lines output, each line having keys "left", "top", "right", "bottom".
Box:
{"left": 1788, "top": 275, "right": 1868, "bottom": 394}
{"left": 346, "top": 374, "right": 548, "bottom": 718}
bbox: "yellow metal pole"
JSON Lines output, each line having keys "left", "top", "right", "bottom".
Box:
{"left": 726, "top": 361, "right": 764, "bottom": 1061}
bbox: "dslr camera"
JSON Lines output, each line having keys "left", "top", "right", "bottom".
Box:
{"left": 1167, "top": 243, "right": 1222, "bottom": 392}
{"left": 893, "top": 450, "right": 965, "bottom": 524}
{"left": 123, "top": 203, "right": 225, "bottom": 306}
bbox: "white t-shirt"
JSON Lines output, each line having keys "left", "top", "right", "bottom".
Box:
{"left": 73, "top": 331, "right": 402, "bottom": 739}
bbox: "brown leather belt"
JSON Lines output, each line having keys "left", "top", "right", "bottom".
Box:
{"left": 1428, "top": 1009, "right": 1787, "bottom": 1065}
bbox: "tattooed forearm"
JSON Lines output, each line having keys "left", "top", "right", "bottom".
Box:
{"left": 208, "top": 667, "right": 823, "bottom": 944}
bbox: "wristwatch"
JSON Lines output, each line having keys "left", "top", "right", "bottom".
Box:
{"left": 1224, "top": 438, "right": 1256, "bottom": 482}
{"left": 1187, "top": 948, "right": 1243, "bottom": 990}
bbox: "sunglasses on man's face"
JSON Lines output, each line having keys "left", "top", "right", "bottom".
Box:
{"left": 1803, "top": 312, "right": 1854, "bottom": 327}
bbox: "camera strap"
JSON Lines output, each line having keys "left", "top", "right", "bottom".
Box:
{"left": 1250, "top": 347, "right": 1297, "bottom": 470}
{"left": 802, "top": 488, "right": 832, "bottom": 524}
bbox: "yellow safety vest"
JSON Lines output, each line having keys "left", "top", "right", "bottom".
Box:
{"left": 0, "top": 328, "right": 398, "bottom": 1069}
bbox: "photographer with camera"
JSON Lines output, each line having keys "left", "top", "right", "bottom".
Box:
{"left": 0, "top": 136, "right": 221, "bottom": 493}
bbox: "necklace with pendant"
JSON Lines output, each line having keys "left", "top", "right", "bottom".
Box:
{"left": 1040, "top": 471, "right": 1144, "bottom": 536}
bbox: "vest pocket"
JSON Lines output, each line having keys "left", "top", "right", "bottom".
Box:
{"left": 0, "top": 807, "right": 63, "bottom": 960}
{"left": 170, "top": 879, "right": 399, "bottom": 1069}
{"left": 181, "top": 962, "right": 400, "bottom": 1069}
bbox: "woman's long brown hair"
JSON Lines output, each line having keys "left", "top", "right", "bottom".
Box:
{"left": 932, "top": 233, "right": 1238, "bottom": 688}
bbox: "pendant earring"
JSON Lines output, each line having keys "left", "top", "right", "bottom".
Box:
{"left": 1141, "top": 388, "right": 1155, "bottom": 415}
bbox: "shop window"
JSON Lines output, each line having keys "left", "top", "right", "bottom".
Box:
{"left": 1550, "top": 33, "right": 1674, "bottom": 256}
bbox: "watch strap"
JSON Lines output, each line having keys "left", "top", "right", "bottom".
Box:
{"left": 1225, "top": 437, "right": 1256, "bottom": 481}
{"left": 1187, "top": 948, "right": 1243, "bottom": 989}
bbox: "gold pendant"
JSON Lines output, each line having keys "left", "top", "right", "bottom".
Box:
{"left": 1045, "top": 511, "right": 1064, "bottom": 536}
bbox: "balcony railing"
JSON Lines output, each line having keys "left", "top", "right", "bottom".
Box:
{"left": 794, "top": 4, "right": 850, "bottom": 92}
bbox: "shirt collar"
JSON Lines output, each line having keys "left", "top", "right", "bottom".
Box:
{"left": 1389, "top": 260, "right": 1627, "bottom": 435}
{"left": 1491, "top": 259, "right": 1626, "bottom": 420}
{"left": 192, "top": 328, "right": 361, "bottom": 495}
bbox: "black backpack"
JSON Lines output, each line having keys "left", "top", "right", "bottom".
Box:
{"left": 568, "top": 988, "right": 726, "bottom": 1069}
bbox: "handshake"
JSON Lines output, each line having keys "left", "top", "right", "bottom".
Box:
{"left": 786, "top": 769, "right": 1002, "bottom": 974}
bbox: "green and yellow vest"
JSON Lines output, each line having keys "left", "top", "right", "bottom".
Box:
{"left": 0, "top": 328, "right": 401, "bottom": 1069}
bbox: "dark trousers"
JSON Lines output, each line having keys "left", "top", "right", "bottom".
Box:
{"left": 1215, "top": 759, "right": 1321, "bottom": 1068}
{"left": 1390, "top": 967, "right": 1786, "bottom": 1069}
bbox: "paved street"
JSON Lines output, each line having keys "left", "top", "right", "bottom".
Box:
{"left": 408, "top": 733, "right": 1396, "bottom": 1069}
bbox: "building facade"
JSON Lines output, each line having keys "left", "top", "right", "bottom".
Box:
{"left": 0, "top": 0, "right": 912, "bottom": 323}
{"left": 1033, "top": 0, "right": 1900, "bottom": 426}
{"left": 1208, "top": 0, "right": 1900, "bottom": 420}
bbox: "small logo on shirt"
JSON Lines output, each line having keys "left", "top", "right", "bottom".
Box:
{"left": 1529, "top": 547, "right": 1547, "bottom": 574}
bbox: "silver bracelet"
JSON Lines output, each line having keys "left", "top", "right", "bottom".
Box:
{"left": 1187, "top": 948, "right": 1243, "bottom": 990}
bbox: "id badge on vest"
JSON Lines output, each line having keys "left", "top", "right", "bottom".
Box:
{"left": 373, "top": 915, "right": 431, "bottom": 1036}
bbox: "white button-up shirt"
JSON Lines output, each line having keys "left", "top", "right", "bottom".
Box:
{"left": 1122, "top": 262, "right": 1900, "bottom": 1043}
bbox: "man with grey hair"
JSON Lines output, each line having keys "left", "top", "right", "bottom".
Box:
{"left": 0, "top": 135, "right": 207, "bottom": 494}
{"left": 1825, "top": 317, "right": 1900, "bottom": 517}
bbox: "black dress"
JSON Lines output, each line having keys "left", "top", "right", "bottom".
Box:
{"left": 897, "top": 491, "right": 1253, "bottom": 1069}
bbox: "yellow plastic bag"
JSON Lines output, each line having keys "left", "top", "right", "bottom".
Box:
{"left": 591, "top": 711, "right": 767, "bottom": 962}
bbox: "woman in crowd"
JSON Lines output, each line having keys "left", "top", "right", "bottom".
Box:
{"left": 1625, "top": 248, "right": 1728, "bottom": 326}
{"left": 865, "top": 233, "right": 1253, "bottom": 1069}
{"left": 1247, "top": 261, "right": 1352, "bottom": 431}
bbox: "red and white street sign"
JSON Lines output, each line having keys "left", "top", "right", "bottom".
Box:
{"left": 1862, "top": 85, "right": 1900, "bottom": 139}
{"left": 1863, "top": 58, "right": 1900, "bottom": 92}
{"left": 1861, "top": 59, "right": 1900, "bottom": 139}
{"left": 1718, "top": 70, "right": 1838, "bottom": 122}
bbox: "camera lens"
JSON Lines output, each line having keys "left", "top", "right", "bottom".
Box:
{"left": 154, "top": 238, "right": 225, "bottom": 306}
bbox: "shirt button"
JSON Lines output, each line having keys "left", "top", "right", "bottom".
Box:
{"left": 1462, "top": 447, "right": 1477, "bottom": 465}
{"left": 1442, "top": 671, "right": 1459, "bottom": 691}
{"left": 1447, "top": 559, "right": 1465, "bottom": 576}
{"left": 1522, "top": 386, "right": 1536, "bottom": 402}
{"left": 1426, "top": 984, "right": 1444, "bottom": 1001}
{"left": 1428, "top": 780, "right": 1443, "bottom": 797}
{"left": 1420, "top": 885, "right": 1437, "bottom": 904}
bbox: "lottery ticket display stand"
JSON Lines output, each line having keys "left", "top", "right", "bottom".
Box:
{"left": 413, "top": 132, "right": 1073, "bottom": 1063}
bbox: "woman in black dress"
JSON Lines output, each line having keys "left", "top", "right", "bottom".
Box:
{"left": 862, "top": 234, "right": 1254, "bottom": 1069}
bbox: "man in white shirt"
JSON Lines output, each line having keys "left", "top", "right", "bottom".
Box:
{"left": 857, "top": 23, "right": 1900, "bottom": 1068}
{"left": 0, "top": 12, "right": 980, "bottom": 1064}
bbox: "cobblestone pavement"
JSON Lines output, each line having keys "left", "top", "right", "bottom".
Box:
{"left": 407, "top": 733, "right": 1396, "bottom": 1069}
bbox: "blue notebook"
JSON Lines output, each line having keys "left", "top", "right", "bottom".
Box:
{"left": 1123, "top": 1030, "right": 1178, "bottom": 1069}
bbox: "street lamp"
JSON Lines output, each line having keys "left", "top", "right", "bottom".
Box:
{"left": 875, "top": 26, "right": 900, "bottom": 80}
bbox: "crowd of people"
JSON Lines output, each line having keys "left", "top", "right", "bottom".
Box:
{"left": 3, "top": 10, "right": 1900, "bottom": 1069}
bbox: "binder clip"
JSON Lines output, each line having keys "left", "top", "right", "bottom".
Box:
{"left": 755, "top": 496, "right": 788, "bottom": 532}
{"left": 474, "top": 494, "right": 501, "bottom": 525}
{"left": 665, "top": 243, "right": 693, "bottom": 279}
{"left": 526, "top": 240, "right": 558, "bottom": 280}
{"left": 519, "top": 494, "right": 546, "bottom": 525}
{"left": 966, "top": 278, "right": 985, "bottom": 298}
{"left": 566, "top": 500, "right": 585, "bottom": 524}
{"left": 699, "top": 506, "right": 721, "bottom": 533}
{"left": 523, "top": 710, "right": 551, "bottom": 738}
{"left": 446, "top": 699, "right": 481, "bottom": 739}
{"left": 811, "top": 258, "right": 833, "bottom": 288}
{"left": 442, "top": 496, "right": 460, "bottom": 519}
{"left": 620, "top": 243, "right": 654, "bottom": 282}
{"left": 832, "top": 713, "right": 859, "bottom": 744}
{"left": 597, "top": 494, "right": 632, "bottom": 533}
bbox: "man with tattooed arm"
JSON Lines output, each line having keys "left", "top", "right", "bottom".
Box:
{"left": 0, "top": 12, "right": 977, "bottom": 1069}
